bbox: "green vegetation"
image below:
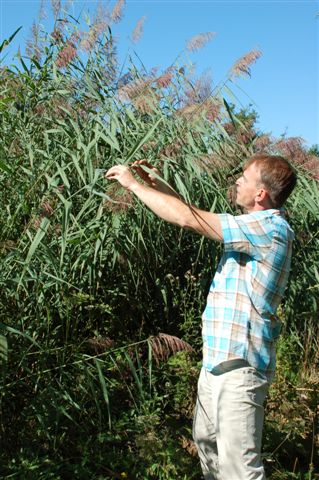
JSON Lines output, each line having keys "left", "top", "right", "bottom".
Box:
{"left": 0, "top": 2, "right": 318, "bottom": 478}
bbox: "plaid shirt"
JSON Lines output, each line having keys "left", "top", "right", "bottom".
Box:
{"left": 202, "top": 209, "right": 294, "bottom": 380}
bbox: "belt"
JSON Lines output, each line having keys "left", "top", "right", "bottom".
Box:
{"left": 210, "top": 359, "right": 251, "bottom": 376}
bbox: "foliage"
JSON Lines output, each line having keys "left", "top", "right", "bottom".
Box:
{"left": 0, "top": 2, "right": 318, "bottom": 479}
{"left": 264, "top": 331, "right": 319, "bottom": 479}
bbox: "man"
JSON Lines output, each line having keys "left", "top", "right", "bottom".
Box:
{"left": 106, "top": 154, "right": 297, "bottom": 480}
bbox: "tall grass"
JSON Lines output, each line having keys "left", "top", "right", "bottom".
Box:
{"left": 0, "top": 2, "right": 318, "bottom": 478}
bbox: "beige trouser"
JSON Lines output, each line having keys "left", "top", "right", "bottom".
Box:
{"left": 193, "top": 363, "right": 269, "bottom": 480}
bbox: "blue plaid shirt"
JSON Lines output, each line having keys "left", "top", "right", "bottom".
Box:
{"left": 202, "top": 209, "right": 294, "bottom": 380}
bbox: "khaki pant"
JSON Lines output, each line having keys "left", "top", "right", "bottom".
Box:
{"left": 193, "top": 363, "right": 269, "bottom": 480}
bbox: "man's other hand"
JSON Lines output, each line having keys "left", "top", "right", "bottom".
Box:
{"left": 131, "top": 160, "right": 160, "bottom": 189}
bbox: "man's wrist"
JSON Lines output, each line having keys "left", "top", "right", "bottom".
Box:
{"left": 128, "top": 181, "right": 144, "bottom": 194}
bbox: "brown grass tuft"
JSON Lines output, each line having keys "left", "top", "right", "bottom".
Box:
{"left": 141, "top": 141, "right": 157, "bottom": 153}
{"left": 149, "top": 333, "right": 193, "bottom": 364}
{"left": 104, "top": 183, "right": 134, "bottom": 213}
{"left": 39, "top": 0, "right": 47, "bottom": 21}
{"left": 180, "top": 436, "right": 198, "bottom": 457}
{"left": 40, "top": 201, "right": 54, "bottom": 217}
{"left": 80, "top": 2, "right": 110, "bottom": 52}
{"left": 87, "top": 336, "right": 115, "bottom": 354}
{"left": 195, "top": 153, "right": 238, "bottom": 175}
{"left": 176, "top": 103, "right": 201, "bottom": 122}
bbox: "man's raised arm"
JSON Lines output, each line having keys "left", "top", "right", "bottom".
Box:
{"left": 105, "top": 163, "right": 223, "bottom": 242}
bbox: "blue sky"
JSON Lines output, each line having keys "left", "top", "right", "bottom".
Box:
{"left": 1, "top": 0, "right": 318, "bottom": 147}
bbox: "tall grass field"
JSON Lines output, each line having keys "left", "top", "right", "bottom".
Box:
{"left": 0, "top": 2, "right": 318, "bottom": 479}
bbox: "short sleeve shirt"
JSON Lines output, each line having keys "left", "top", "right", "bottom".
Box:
{"left": 202, "top": 209, "right": 294, "bottom": 380}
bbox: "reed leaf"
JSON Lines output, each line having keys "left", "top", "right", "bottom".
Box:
{"left": 0, "top": 334, "right": 8, "bottom": 364}
{"left": 94, "top": 358, "right": 112, "bottom": 430}
{"left": 23, "top": 217, "right": 51, "bottom": 266}
{"left": 124, "top": 116, "right": 163, "bottom": 164}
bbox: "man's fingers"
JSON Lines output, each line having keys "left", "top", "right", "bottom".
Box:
{"left": 131, "top": 162, "right": 160, "bottom": 177}
{"left": 105, "top": 165, "right": 124, "bottom": 179}
{"left": 132, "top": 159, "right": 149, "bottom": 167}
{"left": 105, "top": 167, "right": 117, "bottom": 178}
{"left": 105, "top": 172, "right": 116, "bottom": 179}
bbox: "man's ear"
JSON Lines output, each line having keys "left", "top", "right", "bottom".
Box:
{"left": 257, "top": 188, "right": 267, "bottom": 201}
{"left": 256, "top": 187, "right": 272, "bottom": 206}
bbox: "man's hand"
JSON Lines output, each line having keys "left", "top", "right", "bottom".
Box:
{"left": 105, "top": 163, "right": 222, "bottom": 241}
{"left": 105, "top": 165, "right": 138, "bottom": 190}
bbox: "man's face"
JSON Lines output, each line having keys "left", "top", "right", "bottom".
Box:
{"left": 235, "top": 162, "right": 263, "bottom": 211}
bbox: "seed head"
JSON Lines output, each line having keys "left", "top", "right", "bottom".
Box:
{"left": 186, "top": 32, "right": 216, "bottom": 52}
{"left": 111, "top": 0, "right": 126, "bottom": 23}
{"left": 118, "top": 78, "right": 151, "bottom": 101}
{"left": 56, "top": 34, "right": 79, "bottom": 68}
{"left": 231, "top": 49, "right": 262, "bottom": 78}
{"left": 51, "top": 0, "right": 61, "bottom": 19}
{"left": 184, "top": 71, "right": 212, "bottom": 105}
{"left": 254, "top": 134, "right": 272, "bottom": 152}
{"left": 156, "top": 69, "right": 174, "bottom": 88}
{"left": 132, "top": 16, "right": 146, "bottom": 43}
{"left": 203, "top": 98, "right": 222, "bottom": 123}
{"left": 56, "top": 43, "right": 77, "bottom": 68}
{"left": 26, "top": 21, "right": 43, "bottom": 61}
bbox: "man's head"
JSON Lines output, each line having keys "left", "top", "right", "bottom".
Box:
{"left": 235, "top": 154, "right": 297, "bottom": 211}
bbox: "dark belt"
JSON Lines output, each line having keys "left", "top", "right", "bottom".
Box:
{"left": 210, "top": 359, "right": 251, "bottom": 376}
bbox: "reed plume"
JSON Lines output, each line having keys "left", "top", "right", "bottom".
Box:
{"left": 111, "top": 0, "right": 126, "bottom": 23}
{"left": 39, "top": 0, "right": 47, "bottom": 21}
{"left": 186, "top": 32, "right": 216, "bottom": 52}
{"left": 56, "top": 33, "right": 79, "bottom": 68}
{"left": 80, "top": 3, "right": 109, "bottom": 51}
{"left": 132, "top": 16, "right": 146, "bottom": 43}
{"left": 184, "top": 70, "right": 213, "bottom": 106}
{"left": 133, "top": 93, "right": 158, "bottom": 115}
{"left": 51, "top": 0, "right": 61, "bottom": 19}
{"left": 204, "top": 98, "right": 222, "bottom": 122}
{"left": 231, "top": 49, "right": 262, "bottom": 78}
{"left": 56, "top": 42, "right": 77, "bottom": 68}
{"left": 156, "top": 69, "right": 174, "bottom": 88}
{"left": 254, "top": 134, "right": 272, "bottom": 152}
{"left": 26, "top": 21, "right": 42, "bottom": 60}
{"left": 118, "top": 78, "right": 152, "bottom": 101}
